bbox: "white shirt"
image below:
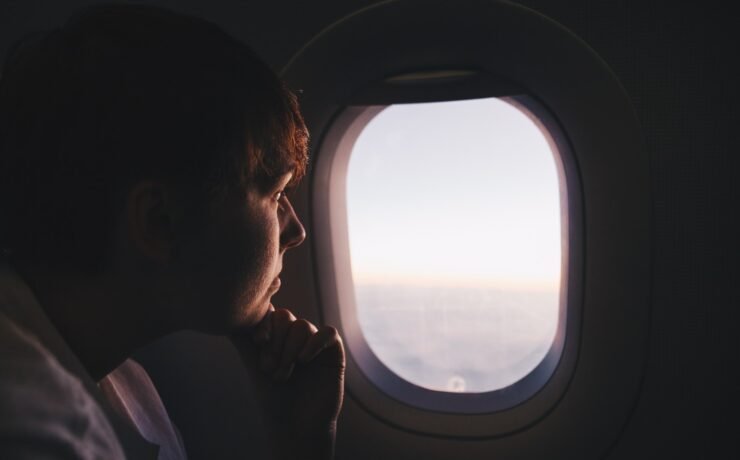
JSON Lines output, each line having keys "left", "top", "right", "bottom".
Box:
{"left": 0, "top": 264, "right": 185, "bottom": 459}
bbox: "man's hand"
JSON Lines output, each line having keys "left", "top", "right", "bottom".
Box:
{"left": 230, "top": 306, "right": 345, "bottom": 460}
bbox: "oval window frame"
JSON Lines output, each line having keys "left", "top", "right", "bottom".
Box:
{"left": 282, "top": 0, "right": 649, "bottom": 443}
{"left": 314, "top": 94, "right": 578, "bottom": 415}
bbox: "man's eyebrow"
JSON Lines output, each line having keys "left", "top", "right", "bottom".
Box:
{"left": 278, "top": 172, "right": 295, "bottom": 187}
{"left": 263, "top": 172, "right": 294, "bottom": 192}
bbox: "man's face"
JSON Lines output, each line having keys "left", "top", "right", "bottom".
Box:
{"left": 180, "top": 172, "right": 305, "bottom": 333}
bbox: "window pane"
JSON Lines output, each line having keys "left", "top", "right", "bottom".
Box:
{"left": 346, "top": 98, "right": 563, "bottom": 393}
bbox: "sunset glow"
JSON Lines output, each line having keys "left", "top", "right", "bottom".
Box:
{"left": 346, "top": 97, "right": 563, "bottom": 290}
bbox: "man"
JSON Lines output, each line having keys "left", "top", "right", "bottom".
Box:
{"left": 0, "top": 4, "right": 344, "bottom": 459}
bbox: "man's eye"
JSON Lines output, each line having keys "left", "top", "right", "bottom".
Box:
{"left": 274, "top": 190, "right": 285, "bottom": 202}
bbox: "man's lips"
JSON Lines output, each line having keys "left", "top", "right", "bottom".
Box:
{"left": 269, "top": 265, "right": 283, "bottom": 291}
{"left": 270, "top": 276, "right": 281, "bottom": 290}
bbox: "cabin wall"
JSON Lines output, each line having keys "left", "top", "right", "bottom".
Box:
{"left": 1, "top": 1, "right": 736, "bottom": 458}
{"left": 512, "top": 2, "right": 737, "bottom": 458}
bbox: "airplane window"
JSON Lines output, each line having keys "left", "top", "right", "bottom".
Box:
{"left": 346, "top": 97, "right": 565, "bottom": 393}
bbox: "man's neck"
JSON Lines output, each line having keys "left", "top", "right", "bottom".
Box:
{"left": 14, "top": 264, "right": 171, "bottom": 381}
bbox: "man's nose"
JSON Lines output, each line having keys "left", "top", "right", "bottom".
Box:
{"left": 280, "top": 198, "right": 306, "bottom": 250}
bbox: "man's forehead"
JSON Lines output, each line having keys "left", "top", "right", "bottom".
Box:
{"left": 252, "top": 170, "right": 295, "bottom": 190}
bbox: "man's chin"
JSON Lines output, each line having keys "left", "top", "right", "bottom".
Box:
{"left": 228, "top": 299, "right": 273, "bottom": 333}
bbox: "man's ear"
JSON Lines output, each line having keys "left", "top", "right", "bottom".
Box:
{"left": 126, "top": 181, "right": 177, "bottom": 264}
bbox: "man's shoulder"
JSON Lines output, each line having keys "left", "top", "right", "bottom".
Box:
{"left": 0, "top": 310, "right": 92, "bottom": 413}
{"left": 0, "top": 311, "right": 127, "bottom": 459}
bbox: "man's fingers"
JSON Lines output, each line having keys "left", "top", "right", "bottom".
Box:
{"left": 244, "top": 307, "right": 344, "bottom": 380}
{"left": 274, "top": 319, "right": 318, "bottom": 381}
{"left": 297, "top": 326, "right": 343, "bottom": 365}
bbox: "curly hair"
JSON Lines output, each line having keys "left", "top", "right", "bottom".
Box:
{"left": 0, "top": 4, "right": 309, "bottom": 271}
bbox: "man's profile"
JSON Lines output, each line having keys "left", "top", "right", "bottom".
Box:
{"left": 0, "top": 4, "right": 345, "bottom": 459}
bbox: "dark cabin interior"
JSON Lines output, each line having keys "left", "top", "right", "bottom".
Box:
{"left": 0, "top": 1, "right": 737, "bottom": 458}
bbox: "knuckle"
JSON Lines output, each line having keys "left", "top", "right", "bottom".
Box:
{"left": 294, "top": 318, "right": 318, "bottom": 334}
{"left": 322, "top": 325, "right": 340, "bottom": 341}
{"left": 273, "top": 308, "right": 296, "bottom": 323}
